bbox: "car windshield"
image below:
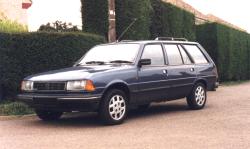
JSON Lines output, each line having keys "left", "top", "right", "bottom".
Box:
{"left": 78, "top": 44, "right": 140, "bottom": 65}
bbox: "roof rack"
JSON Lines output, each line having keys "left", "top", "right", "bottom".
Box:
{"left": 119, "top": 40, "right": 134, "bottom": 42}
{"left": 155, "top": 37, "right": 188, "bottom": 41}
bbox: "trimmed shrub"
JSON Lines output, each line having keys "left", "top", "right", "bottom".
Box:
{"left": 150, "top": 1, "right": 196, "bottom": 40}
{"left": 196, "top": 23, "right": 250, "bottom": 81}
{"left": 81, "top": 0, "right": 109, "bottom": 37}
{"left": 81, "top": 0, "right": 194, "bottom": 40}
{"left": 0, "top": 32, "right": 105, "bottom": 97}
{"left": 115, "top": 0, "right": 153, "bottom": 40}
{"left": 0, "top": 101, "right": 34, "bottom": 116}
{"left": 247, "top": 37, "right": 250, "bottom": 77}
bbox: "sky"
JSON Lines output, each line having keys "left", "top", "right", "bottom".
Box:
{"left": 28, "top": 0, "right": 82, "bottom": 31}
{"left": 28, "top": 0, "right": 250, "bottom": 33}
{"left": 183, "top": 0, "right": 250, "bottom": 32}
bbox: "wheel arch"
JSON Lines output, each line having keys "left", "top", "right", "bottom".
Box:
{"left": 194, "top": 78, "right": 208, "bottom": 89}
{"left": 101, "top": 81, "right": 131, "bottom": 102}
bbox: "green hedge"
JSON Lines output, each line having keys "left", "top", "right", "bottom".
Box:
{"left": 81, "top": 0, "right": 195, "bottom": 40}
{"left": 81, "top": 0, "right": 109, "bottom": 37}
{"left": 0, "top": 32, "right": 105, "bottom": 97}
{"left": 150, "top": 0, "right": 196, "bottom": 40}
{"left": 248, "top": 38, "right": 250, "bottom": 77}
{"left": 115, "top": 0, "right": 153, "bottom": 40}
{"left": 196, "top": 23, "right": 250, "bottom": 81}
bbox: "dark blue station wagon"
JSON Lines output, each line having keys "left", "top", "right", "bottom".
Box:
{"left": 18, "top": 37, "right": 219, "bottom": 125}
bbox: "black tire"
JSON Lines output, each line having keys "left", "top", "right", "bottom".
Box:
{"left": 35, "top": 110, "right": 63, "bottom": 121}
{"left": 187, "top": 83, "right": 207, "bottom": 110}
{"left": 99, "top": 89, "right": 128, "bottom": 125}
{"left": 137, "top": 103, "right": 150, "bottom": 111}
{"left": 211, "top": 86, "right": 217, "bottom": 91}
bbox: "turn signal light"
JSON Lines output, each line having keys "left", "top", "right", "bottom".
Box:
{"left": 85, "top": 80, "right": 96, "bottom": 91}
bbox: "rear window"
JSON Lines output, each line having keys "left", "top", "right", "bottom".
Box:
{"left": 164, "top": 44, "right": 183, "bottom": 65}
{"left": 183, "top": 45, "right": 208, "bottom": 64}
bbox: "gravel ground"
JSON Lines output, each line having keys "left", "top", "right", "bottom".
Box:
{"left": 1, "top": 82, "right": 250, "bottom": 149}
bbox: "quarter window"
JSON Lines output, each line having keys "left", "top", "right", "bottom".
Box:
{"left": 164, "top": 44, "right": 183, "bottom": 65}
{"left": 178, "top": 45, "right": 192, "bottom": 64}
{"left": 141, "top": 45, "right": 165, "bottom": 65}
{"left": 183, "top": 45, "right": 208, "bottom": 64}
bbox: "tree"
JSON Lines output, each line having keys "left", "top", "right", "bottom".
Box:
{"left": 38, "top": 21, "right": 80, "bottom": 32}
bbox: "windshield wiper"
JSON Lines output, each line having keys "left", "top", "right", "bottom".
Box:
{"left": 85, "top": 61, "right": 106, "bottom": 65}
{"left": 109, "top": 60, "right": 133, "bottom": 64}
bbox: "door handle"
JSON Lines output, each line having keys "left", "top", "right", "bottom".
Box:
{"left": 190, "top": 68, "right": 195, "bottom": 72}
{"left": 163, "top": 70, "right": 168, "bottom": 76}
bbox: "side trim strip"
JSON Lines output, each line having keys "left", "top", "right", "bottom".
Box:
{"left": 133, "top": 83, "right": 193, "bottom": 93}
{"left": 18, "top": 95, "right": 101, "bottom": 100}
{"left": 58, "top": 97, "right": 100, "bottom": 100}
{"left": 130, "top": 77, "right": 197, "bottom": 85}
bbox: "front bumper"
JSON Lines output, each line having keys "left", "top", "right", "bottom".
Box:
{"left": 17, "top": 93, "right": 102, "bottom": 112}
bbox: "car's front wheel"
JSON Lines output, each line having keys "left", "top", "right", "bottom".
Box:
{"left": 99, "top": 89, "right": 128, "bottom": 125}
{"left": 187, "top": 83, "right": 207, "bottom": 110}
{"left": 35, "top": 110, "right": 63, "bottom": 121}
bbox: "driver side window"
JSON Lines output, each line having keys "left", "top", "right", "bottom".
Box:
{"left": 141, "top": 45, "right": 165, "bottom": 66}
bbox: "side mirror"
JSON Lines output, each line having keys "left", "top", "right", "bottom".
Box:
{"left": 138, "top": 59, "right": 151, "bottom": 67}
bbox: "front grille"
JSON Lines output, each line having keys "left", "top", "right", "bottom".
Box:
{"left": 33, "top": 82, "right": 66, "bottom": 91}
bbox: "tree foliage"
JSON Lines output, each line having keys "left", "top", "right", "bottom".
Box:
{"left": 150, "top": 0, "right": 196, "bottom": 40}
{"left": 38, "top": 21, "right": 80, "bottom": 32}
{"left": 81, "top": 0, "right": 109, "bottom": 37}
{"left": 115, "top": 0, "right": 153, "bottom": 40}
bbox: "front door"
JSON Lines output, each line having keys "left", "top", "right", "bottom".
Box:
{"left": 137, "top": 44, "right": 168, "bottom": 103}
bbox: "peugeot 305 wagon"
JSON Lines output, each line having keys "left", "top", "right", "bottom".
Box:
{"left": 18, "top": 37, "right": 219, "bottom": 125}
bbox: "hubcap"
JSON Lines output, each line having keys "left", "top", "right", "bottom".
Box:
{"left": 195, "top": 86, "right": 206, "bottom": 106}
{"left": 109, "top": 95, "right": 126, "bottom": 121}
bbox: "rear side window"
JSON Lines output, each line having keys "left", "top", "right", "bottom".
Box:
{"left": 183, "top": 45, "right": 208, "bottom": 64}
{"left": 141, "top": 44, "right": 165, "bottom": 65}
{"left": 178, "top": 45, "right": 192, "bottom": 64}
{"left": 164, "top": 44, "right": 183, "bottom": 65}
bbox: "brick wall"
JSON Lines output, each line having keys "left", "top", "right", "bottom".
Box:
{"left": 0, "top": 0, "right": 28, "bottom": 25}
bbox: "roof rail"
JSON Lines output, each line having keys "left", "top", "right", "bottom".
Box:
{"left": 119, "top": 40, "right": 134, "bottom": 42}
{"left": 155, "top": 37, "right": 188, "bottom": 41}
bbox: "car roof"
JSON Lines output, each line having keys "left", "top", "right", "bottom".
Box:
{"left": 99, "top": 40, "right": 199, "bottom": 46}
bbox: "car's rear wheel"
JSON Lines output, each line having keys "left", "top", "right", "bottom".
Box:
{"left": 35, "top": 110, "right": 63, "bottom": 121}
{"left": 187, "top": 83, "right": 207, "bottom": 110}
{"left": 99, "top": 89, "right": 127, "bottom": 125}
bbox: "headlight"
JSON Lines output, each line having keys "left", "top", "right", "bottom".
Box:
{"left": 21, "top": 81, "right": 33, "bottom": 91}
{"left": 66, "top": 80, "right": 95, "bottom": 91}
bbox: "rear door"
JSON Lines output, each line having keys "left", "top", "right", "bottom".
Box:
{"left": 163, "top": 44, "right": 197, "bottom": 99}
{"left": 183, "top": 44, "right": 216, "bottom": 90}
{"left": 137, "top": 44, "right": 167, "bottom": 103}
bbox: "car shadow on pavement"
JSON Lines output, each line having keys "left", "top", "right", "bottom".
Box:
{"left": 128, "top": 102, "right": 189, "bottom": 120}
{"left": 32, "top": 112, "right": 101, "bottom": 127}
{"left": 29, "top": 101, "right": 190, "bottom": 127}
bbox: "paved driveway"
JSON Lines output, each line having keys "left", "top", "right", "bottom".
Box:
{"left": 1, "top": 82, "right": 250, "bottom": 149}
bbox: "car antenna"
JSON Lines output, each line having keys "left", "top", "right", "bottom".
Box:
{"left": 116, "top": 18, "right": 137, "bottom": 42}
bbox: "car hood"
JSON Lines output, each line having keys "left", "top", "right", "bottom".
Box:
{"left": 25, "top": 65, "right": 132, "bottom": 81}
